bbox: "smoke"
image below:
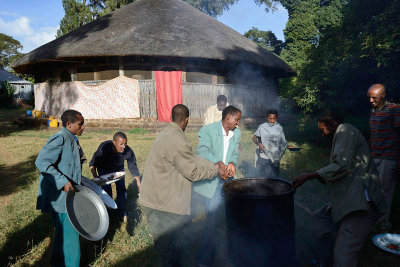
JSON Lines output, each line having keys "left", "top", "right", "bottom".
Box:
{"left": 224, "top": 62, "right": 280, "bottom": 118}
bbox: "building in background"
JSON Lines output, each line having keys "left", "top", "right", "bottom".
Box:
{"left": 11, "top": 0, "right": 294, "bottom": 120}
{"left": 0, "top": 69, "right": 33, "bottom": 100}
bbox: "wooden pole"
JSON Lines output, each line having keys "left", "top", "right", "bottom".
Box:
{"left": 212, "top": 74, "right": 218, "bottom": 85}
{"left": 70, "top": 66, "right": 77, "bottom": 81}
{"left": 119, "top": 57, "right": 125, "bottom": 76}
{"left": 94, "top": 66, "right": 100, "bottom": 81}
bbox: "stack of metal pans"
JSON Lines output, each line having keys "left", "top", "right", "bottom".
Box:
{"left": 81, "top": 176, "right": 117, "bottom": 209}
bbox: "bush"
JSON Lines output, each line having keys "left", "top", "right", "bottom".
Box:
{"left": 0, "top": 81, "right": 16, "bottom": 108}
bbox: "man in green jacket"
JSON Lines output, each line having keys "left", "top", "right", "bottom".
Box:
{"left": 292, "top": 111, "right": 385, "bottom": 267}
{"left": 193, "top": 105, "right": 241, "bottom": 266}
{"left": 35, "top": 109, "right": 85, "bottom": 267}
{"left": 139, "top": 104, "right": 227, "bottom": 266}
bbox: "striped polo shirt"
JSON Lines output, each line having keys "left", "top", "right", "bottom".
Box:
{"left": 369, "top": 102, "right": 400, "bottom": 159}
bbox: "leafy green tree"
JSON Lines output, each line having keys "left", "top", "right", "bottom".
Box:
{"left": 0, "top": 81, "right": 16, "bottom": 108}
{"left": 57, "top": 0, "right": 98, "bottom": 37}
{"left": 184, "top": 0, "right": 238, "bottom": 17}
{"left": 101, "top": 0, "right": 135, "bottom": 15}
{"left": 0, "top": 33, "right": 22, "bottom": 69}
{"left": 244, "top": 27, "right": 284, "bottom": 54}
{"left": 254, "top": 0, "right": 348, "bottom": 113}
{"left": 307, "top": 0, "right": 400, "bottom": 112}
{"left": 255, "top": 0, "right": 301, "bottom": 15}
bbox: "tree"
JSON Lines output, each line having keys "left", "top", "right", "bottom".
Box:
{"left": 305, "top": 0, "right": 400, "bottom": 113}
{"left": 101, "top": 0, "right": 135, "bottom": 15}
{"left": 56, "top": 0, "right": 100, "bottom": 37}
{"left": 57, "top": 0, "right": 98, "bottom": 37}
{"left": 0, "top": 81, "right": 16, "bottom": 108}
{"left": 0, "top": 33, "right": 22, "bottom": 69}
{"left": 244, "top": 27, "right": 284, "bottom": 54}
{"left": 253, "top": 0, "right": 349, "bottom": 113}
{"left": 184, "top": 0, "right": 238, "bottom": 17}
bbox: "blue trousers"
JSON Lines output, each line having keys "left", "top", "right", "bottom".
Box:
{"left": 196, "top": 181, "right": 227, "bottom": 266}
{"left": 102, "top": 176, "right": 127, "bottom": 217}
{"left": 51, "top": 212, "right": 80, "bottom": 267}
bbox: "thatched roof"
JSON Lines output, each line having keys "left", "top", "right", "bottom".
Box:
{"left": 12, "top": 0, "right": 294, "bottom": 77}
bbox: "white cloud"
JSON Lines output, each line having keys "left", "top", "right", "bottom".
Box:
{"left": 0, "top": 16, "right": 58, "bottom": 53}
{"left": 0, "top": 11, "right": 19, "bottom": 17}
{"left": 26, "top": 26, "right": 58, "bottom": 48}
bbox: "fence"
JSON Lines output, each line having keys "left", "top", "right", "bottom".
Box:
{"left": 63, "top": 79, "right": 279, "bottom": 118}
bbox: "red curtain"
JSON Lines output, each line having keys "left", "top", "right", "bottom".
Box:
{"left": 155, "top": 71, "right": 183, "bottom": 122}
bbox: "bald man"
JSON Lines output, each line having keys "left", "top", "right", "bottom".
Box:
{"left": 139, "top": 104, "right": 227, "bottom": 266}
{"left": 367, "top": 84, "right": 400, "bottom": 228}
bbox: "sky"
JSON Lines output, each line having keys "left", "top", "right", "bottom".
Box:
{"left": 0, "top": 0, "right": 288, "bottom": 53}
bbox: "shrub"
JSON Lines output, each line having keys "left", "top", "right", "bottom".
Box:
{"left": 0, "top": 81, "right": 16, "bottom": 108}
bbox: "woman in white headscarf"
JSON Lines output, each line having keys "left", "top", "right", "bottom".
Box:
{"left": 252, "top": 109, "right": 288, "bottom": 178}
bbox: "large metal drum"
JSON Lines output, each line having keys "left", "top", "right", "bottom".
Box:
{"left": 223, "top": 178, "right": 298, "bottom": 266}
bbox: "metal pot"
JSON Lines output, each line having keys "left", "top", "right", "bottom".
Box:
{"left": 223, "top": 178, "right": 298, "bottom": 266}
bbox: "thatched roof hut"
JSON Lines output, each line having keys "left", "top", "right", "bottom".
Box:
{"left": 12, "top": 0, "right": 295, "bottom": 120}
{"left": 12, "top": 0, "right": 293, "bottom": 80}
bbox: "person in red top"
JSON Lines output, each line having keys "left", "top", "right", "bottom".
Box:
{"left": 367, "top": 83, "right": 400, "bottom": 228}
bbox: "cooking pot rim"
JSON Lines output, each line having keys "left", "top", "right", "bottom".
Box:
{"left": 222, "top": 177, "right": 294, "bottom": 197}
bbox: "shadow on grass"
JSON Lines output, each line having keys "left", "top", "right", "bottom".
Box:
{"left": 0, "top": 108, "right": 37, "bottom": 138}
{"left": 113, "top": 204, "right": 207, "bottom": 266}
{"left": 80, "top": 213, "right": 124, "bottom": 266}
{"left": 0, "top": 213, "right": 53, "bottom": 266}
{"left": 126, "top": 181, "right": 142, "bottom": 236}
{"left": 0, "top": 174, "right": 147, "bottom": 266}
{"left": 113, "top": 246, "right": 158, "bottom": 267}
{"left": 0, "top": 207, "right": 128, "bottom": 266}
{"left": 0, "top": 154, "right": 38, "bottom": 197}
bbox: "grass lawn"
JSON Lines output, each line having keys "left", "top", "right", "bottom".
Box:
{"left": 0, "top": 109, "right": 399, "bottom": 266}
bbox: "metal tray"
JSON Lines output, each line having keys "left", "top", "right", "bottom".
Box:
{"left": 66, "top": 185, "right": 109, "bottom": 241}
{"left": 81, "top": 176, "right": 117, "bottom": 209}
{"left": 372, "top": 233, "right": 400, "bottom": 255}
{"left": 94, "top": 171, "right": 125, "bottom": 185}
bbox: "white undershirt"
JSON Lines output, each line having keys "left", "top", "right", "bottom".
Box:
{"left": 222, "top": 125, "right": 234, "bottom": 164}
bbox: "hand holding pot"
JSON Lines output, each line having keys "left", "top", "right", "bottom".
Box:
{"left": 63, "top": 181, "right": 75, "bottom": 192}
{"left": 292, "top": 172, "right": 320, "bottom": 189}
{"left": 226, "top": 162, "right": 236, "bottom": 178}
{"left": 216, "top": 161, "right": 228, "bottom": 180}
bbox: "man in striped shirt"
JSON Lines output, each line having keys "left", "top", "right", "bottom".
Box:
{"left": 368, "top": 83, "right": 400, "bottom": 228}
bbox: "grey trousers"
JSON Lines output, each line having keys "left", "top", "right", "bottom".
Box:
{"left": 313, "top": 203, "right": 380, "bottom": 267}
{"left": 141, "top": 206, "right": 191, "bottom": 267}
{"left": 374, "top": 158, "right": 398, "bottom": 225}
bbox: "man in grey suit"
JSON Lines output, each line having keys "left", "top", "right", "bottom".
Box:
{"left": 35, "top": 109, "right": 85, "bottom": 267}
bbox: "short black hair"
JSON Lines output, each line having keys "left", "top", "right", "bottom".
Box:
{"left": 222, "top": 105, "right": 241, "bottom": 120}
{"left": 267, "top": 109, "right": 278, "bottom": 117}
{"left": 217, "top": 95, "right": 227, "bottom": 103}
{"left": 318, "top": 111, "right": 344, "bottom": 129}
{"left": 61, "top": 110, "right": 82, "bottom": 127}
{"left": 113, "top": 132, "right": 127, "bottom": 141}
{"left": 172, "top": 104, "right": 189, "bottom": 123}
